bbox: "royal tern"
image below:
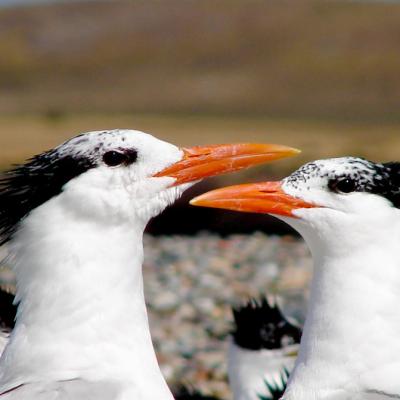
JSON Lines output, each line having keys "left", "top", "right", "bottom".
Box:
{"left": 0, "top": 129, "right": 297, "bottom": 399}
{"left": 192, "top": 157, "right": 400, "bottom": 399}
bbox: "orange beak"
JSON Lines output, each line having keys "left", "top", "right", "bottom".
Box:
{"left": 154, "top": 144, "right": 300, "bottom": 186}
{"left": 190, "top": 181, "right": 316, "bottom": 217}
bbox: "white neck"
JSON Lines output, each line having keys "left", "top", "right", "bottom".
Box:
{"left": 0, "top": 196, "right": 173, "bottom": 399}
{"left": 284, "top": 213, "right": 400, "bottom": 399}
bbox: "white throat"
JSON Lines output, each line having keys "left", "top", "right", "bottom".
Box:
{"left": 0, "top": 193, "right": 174, "bottom": 399}
{"left": 283, "top": 210, "right": 400, "bottom": 400}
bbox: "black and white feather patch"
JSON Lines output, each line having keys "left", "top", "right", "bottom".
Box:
{"left": 232, "top": 297, "right": 302, "bottom": 351}
{"left": 286, "top": 157, "right": 400, "bottom": 208}
{"left": 0, "top": 150, "right": 95, "bottom": 245}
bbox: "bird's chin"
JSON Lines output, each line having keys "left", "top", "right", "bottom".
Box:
{"left": 175, "top": 180, "right": 199, "bottom": 193}
{"left": 163, "top": 180, "right": 199, "bottom": 204}
{"left": 137, "top": 181, "right": 198, "bottom": 222}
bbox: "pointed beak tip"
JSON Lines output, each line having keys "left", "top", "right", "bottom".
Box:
{"left": 189, "top": 197, "right": 201, "bottom": 206}
{"left": 280, "top": 146, "right": 301, "bottom": 157}
{"left": 250, "top": 143, "right": 301, "bottom": 157}
{"left": 259, "top": 144, "right": 301, "bottom": 161}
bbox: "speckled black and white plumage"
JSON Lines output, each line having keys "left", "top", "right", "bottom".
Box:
{"left": 0, "top": 150, "right": 96, "bottom": 246}
{"left": 284, "top": 157, "right": 400, "bottom": 208}
{"left": 231, "top": 297, "right": 302, "bottom": 351}
{"left": 0, "top": 130, "right": 142, "bottom": 245}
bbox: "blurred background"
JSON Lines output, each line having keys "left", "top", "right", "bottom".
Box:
{"left": 1, "top": 0, "right": 400, "bottom": 233}
{"left": 0, "top": 0, "right": 399, "bottom": 397}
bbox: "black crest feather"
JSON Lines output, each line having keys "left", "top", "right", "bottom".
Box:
{"left": 232, "top": 296, "right": 302, "bottom": 351}
{"left": 0, "top": 150, "right": 95, "bottom": 245}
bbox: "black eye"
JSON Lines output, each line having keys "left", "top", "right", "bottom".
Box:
{"left": 329, "top": 178, "right": 357, "bottom": 194}
{"left": 102, "top": 151, "right": 127, "bottom": 167}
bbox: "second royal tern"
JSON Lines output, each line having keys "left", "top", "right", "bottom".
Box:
{"left": 192, "top": 157, "right": 400, "bottom": 400}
